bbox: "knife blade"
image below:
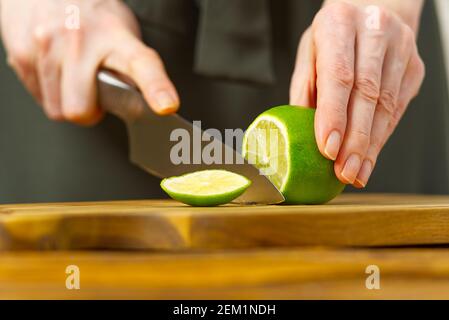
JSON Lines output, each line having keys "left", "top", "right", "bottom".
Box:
{"left": 97, "top": 70, "right": 284, "bottom": 204}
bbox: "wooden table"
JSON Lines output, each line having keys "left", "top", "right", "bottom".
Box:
{"left": 2, "top": 248, "right": 449, "bottom": 299}
{"left": 2, "top": 193, "right": 449, "bottom": 299}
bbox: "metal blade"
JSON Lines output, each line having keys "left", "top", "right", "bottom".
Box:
{"left": 97, "top": 70, "right": 284, "bottom": 204}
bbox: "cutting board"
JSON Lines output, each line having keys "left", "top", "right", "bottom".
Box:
{"left": 1, "top": 193, "right": 449, "bottom": 251}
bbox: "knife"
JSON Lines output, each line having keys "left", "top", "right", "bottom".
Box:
{"left": 97, "top": 69, "right": 284, "bottom": 204}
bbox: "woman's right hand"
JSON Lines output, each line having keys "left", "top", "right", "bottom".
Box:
{"left": 0, "top": 0, "right": 179, "bottom": 125}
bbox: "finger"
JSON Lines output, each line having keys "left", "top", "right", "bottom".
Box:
{"left": 7, "top": 53, "right": 42, "bottom": 105}
{"left": 313, "top": 3, "right": 356, "bottom": 162}
{"left": 34, "top": 26, "right": 63, "bottom": 121}
{"left": 353, "top": 49, "right": 406, "bottom": 188}
{"left": 289, "top": 29, "right": 316, "bottom": 107}
{"left": 334, "top": 15, "right": 388, "bottom": 185}
{"left": 395, "top": 51, "right": 425, "bottom": 126}
{"left": 61, "top": 29, "right": 103, "bottom": 126}
{"left": 355, "top": 30, "right": 422, "bottom": 188}
{"left": 102, "top": 33, "right": 179, "bottom": 115}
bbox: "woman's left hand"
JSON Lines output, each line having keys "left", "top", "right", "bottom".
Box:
{"left": 289, "top": 1, "right": 425, "bottom": 188}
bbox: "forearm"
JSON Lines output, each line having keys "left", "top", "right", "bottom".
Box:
{"left": 323, "top": 0, "right": 424, "bottom": 32}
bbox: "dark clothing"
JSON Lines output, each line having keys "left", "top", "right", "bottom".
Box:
{"left": 0, "top": 0, "right": 448, "bottom": 203}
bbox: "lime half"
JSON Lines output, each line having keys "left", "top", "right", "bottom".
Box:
{"left": 161, "top": 170, "right": 251, "bottom": 206}
{"left": 242, "top": 105, "right": 345, "bottom": 204}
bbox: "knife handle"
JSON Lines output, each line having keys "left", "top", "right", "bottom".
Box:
{"left": 97, "top": 69, "right": 144, "bottom": 121}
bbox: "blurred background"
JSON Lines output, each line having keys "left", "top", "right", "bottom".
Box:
{"left": 0, "top": 0, "right": 448, "bottom": 204}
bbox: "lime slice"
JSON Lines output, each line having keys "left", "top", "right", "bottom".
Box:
{"left": 242, "top": 105, "right": 345, "bottom": 204}
{"left": 161, "top": 170, "right": 251, "bottom": 206}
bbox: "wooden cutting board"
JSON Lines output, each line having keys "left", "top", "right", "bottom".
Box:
{"left": 1, "top": 193, "right": 449, "bottom": 251}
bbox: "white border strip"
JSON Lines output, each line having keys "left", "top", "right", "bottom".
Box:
{"left": 435, "top": 0, "right": 449, "bottom": 93}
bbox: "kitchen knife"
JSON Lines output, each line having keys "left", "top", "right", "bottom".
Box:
{"left": 97, "top": 70, "right": 284, "bottom": 204}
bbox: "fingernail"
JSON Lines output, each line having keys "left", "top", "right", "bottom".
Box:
{"left": 324, "top": 130, "right": 341, "bottom": 160}
{"left": 341, "top": 154, "right": 361, "bottom": 184}
{"left": 155, "top": 91, "right": 177, "bottom": 113}
{"left": 355, "top": 160, "right": 373, "bottom": 188}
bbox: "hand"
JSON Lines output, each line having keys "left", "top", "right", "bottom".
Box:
{"left": 0, "top": 0, "right": 179, "bottom": 125}
{"left": 290, "top": 1, "right": 425, "bottom": 188}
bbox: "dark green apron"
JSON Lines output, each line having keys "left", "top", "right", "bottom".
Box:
{"left": 0, "top": 0, "right": 448, "bottom": 203}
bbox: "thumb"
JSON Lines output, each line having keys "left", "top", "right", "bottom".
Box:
{"left": 102, "top": 34, "right": 179, "bottom": 115}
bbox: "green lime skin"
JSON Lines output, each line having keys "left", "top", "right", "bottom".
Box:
{"left": 256, "top": 105, "right": 345, "bottom": 205}
{"left": 160, "top": 178, "right": 251, "bottom": 207}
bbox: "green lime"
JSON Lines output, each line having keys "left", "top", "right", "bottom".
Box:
{"left": 242, "top": 105, "right": 345, "bottom": 204}
{"left": 161, "top": 169, "right": 251, "bottom": 206}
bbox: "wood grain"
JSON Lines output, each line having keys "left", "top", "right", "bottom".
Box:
{"left": 2, "top": 193, "right": 449, "bottom": 250}
{"left": 2, "top": 248, "right": 449, "bottom": 299}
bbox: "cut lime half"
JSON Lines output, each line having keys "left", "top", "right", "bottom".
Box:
{"left": 242, "top": 105, "right": 345, "bottom": 204}
{"left": 161, "top": 170, "right": 251, "bottom": 206}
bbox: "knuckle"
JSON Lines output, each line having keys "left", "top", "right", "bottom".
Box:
{"left": 128, "top": 47, "right": 162, "bottom": 72}
{"left": 143, "top": 47, "right": 163, "bottom": 67}
{"left": 418, "top": 63, "right": 426, "bottom": 84}
{"left": 381, "top": 97, "right": 404, "bottom": 132}
{"left": 329, "top": 103, "right": 348, "bottom": 119}
{"left": 397, "top": 26, "right": 414, "bottom": 50}
{"left": 7, "top": 45, "right": 33, "bottom": 70}
{"left": 406, "top": 55, "right": 426, "bottom": 99}
{"left": 396, "top": 25, "right": 415, "bottom": 55}
{"left": 354, "top": 73, "right": 380, "bottom": 103}
{"left": 300, "top": 28, "right": 312, "bottom": 43}
{"left": 377, "top": 7, "right": 391, "bottom": 23}
{"left": 314, "top": 4, "right": 356, "bottom": 38}
{"left": 378, "top": 7, "right": 391, "bottom": 25}
{"left": 33, "top": 25, "right": 51, "bottom": 47}
{"left": 377, "top": 89, "right": 397, "bottom": 115}
{"left": 320, "top": 2, "right": 356, "bottom": 24}
{"left": 98, "top": 12, "right": 121, "bottom": 29}
{"left": 386, "top": 120, "right": 398, "bottom": 136}
{"left": 144, "top": 48, "right": 163, "bottom": 68}
{"left": 388, "top": 106, "right": 403, "bottom": 129}
{"left": 414, "top": 56, "right": 426, "bottom": 82}
{"left": 327, "top": 56, "right": 355, "bottom": 89}
{"left": 320, "top": 102, "right": 348, "bottom": 127}
{"left": 298, "top": 28, "right": 312, "bottom": 51}
{"left": 401, "top": 24, "right": 416, "bottom": 43}
{"left": 392, "top": 106, "right": 403, "bottom": 123}
{"left": 134, "top": 45, "right": 159, "bottom": 60}
{"left": 365, "top": 6, "right": 392, "bottom": 32}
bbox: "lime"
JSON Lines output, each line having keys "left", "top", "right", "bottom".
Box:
{"left": 161, "top": 169, "right": 251, "bottom": 206}
{"left": 242, "top": 105, "right": 345, "bottom": 204}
